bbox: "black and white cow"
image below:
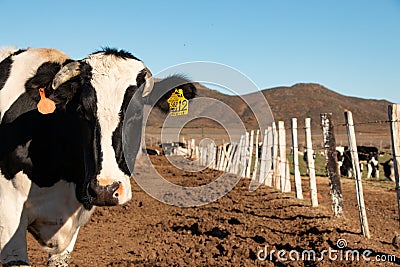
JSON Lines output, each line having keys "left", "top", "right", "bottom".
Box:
{"left": 381, "top": 158, "right": 395, "bottom": 182}
{"left": 338, "top": 146, "right": 379, "bottom": 178}
{"left": 0, "top": 47, "right": 196, "bottom": 266}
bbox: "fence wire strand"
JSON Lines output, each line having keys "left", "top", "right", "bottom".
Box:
{"left": 336, "top": 119, "right": 400, "bottom": 128}
{"left": 295, "top": 119, "right": 400, "bottom": 130}
{"left": 365, "top": 207, "right": 400, "bottom": 222}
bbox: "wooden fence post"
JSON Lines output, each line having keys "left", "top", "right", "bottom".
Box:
{"left": 291, "top": 118, "right": 303, "bottom": 199}
{"left": 211, "top": 143, "right": 217, "bottom": 169}
{"left": 321, "top": 113, "right": 343, "bottom": 217}
{"left": 305, "top": 118, "right": 318, "bottom": 207}
{"left": 227, "top": 143, "right": 237, "bottom": 173}
{"left": 218, "top": 144, "right": 225, "bottom": 171}
{"left": 265, "top": 127, "right": 273, "bottom": 186}
{"left": 223, "top": 143, "right": 233, "bottom": 172}
{"left": 279, "top": 121, "right": 290, "bottom": 193}
{"left": 246, "top": 130, "right": 254, "bottom": 178}
{"left": 199, "top": 146, "right": 204, "bottom": 166}
{"left": 252, "top": 130, "right": 260, "bottom": 181}
{"left": 260, "top": 128, "right": 269, "bottom": 184}
{"left": 272, "top": 122, "right": 280, "bottom": 190}
{"left": 235, "top": 135, "right": 245, "bottom": 175}
{"left": 389, "top": 104, "right": 400, "bottom": 225}
{"left": 344, "top": 110, "right": 370, "bottom": 238}
{"left": 216, "top": 145, "right": 221, "bottom": 170}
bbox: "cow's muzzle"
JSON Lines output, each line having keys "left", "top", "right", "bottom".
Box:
{"left": 88, "top": 179, "right": 120, "bottom": 206}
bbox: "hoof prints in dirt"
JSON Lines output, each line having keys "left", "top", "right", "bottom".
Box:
{"left": 172, "top": 223, "right": 230, "bottom": 239}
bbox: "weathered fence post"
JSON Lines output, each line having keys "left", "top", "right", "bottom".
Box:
{"left": 199, "top": 146, "right": 204, "bottom": 166}
{"left": 272, "top": 122, "right": 280, "bottom": 190}
{"left": 321, "top": 113, "right": 343, "bottom": 217}
{"left": 259, "top": 129, "right": 268, "bottom": 184}
{"left": 216, "top": 145, "right": 221, "bottom": 170}
{"left": 265, "top": 127, "right": 273, "bottom": 185}
{"left": 211, "top": 143, "right": 217, "bottom": 169}
{"left": 240, "top": 133, "right": 248, "bottom": 177}
{"left": 344, "top": 110, "right": 370, "bottom": 238}
{"left": 219, "top": 144, "right": 226, "bottom": 171}
{"left": 246, "top": 130, "right": 254, "bottom": 178}
{"left": 291, "top": 118, "right": 303, "bottom": 199}
{"left": 223, "top": 143, "right": 233, "bottom": 172}
{"left": 389, "top": 104, "right": 400, "bottom": 225}
{"left": 279, "top": 121, "right": 290, "bottom": 193}
{"left": 195, "top": 146, "right": 199, "bottom": 161}
{"left": 305, "top": 118, "right": 318, "bottom": 207}
{"left": 226, "top": 143, "right": 237, "bottom": 173}
{"left": 191, "top": 139, "right": 196, "bottom": 159}
{"left": 260, "top": 128, "right": 270, "bottom": 184}
{"left": 252, "top": 130, "right": 260, "bottom": 181}
{"left": 235, "top": 135, "right": 245, "bottom": 175}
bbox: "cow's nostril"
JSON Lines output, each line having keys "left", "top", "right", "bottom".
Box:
{"left": 88, "top": 180, "right": 120, "bottom": 206}
{"left": 113, "top": 182, "right": 122, "bottom": 199}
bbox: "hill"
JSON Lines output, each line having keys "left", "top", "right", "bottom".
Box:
{"left": 260, "top": 83, "right": 392, "bottom": 130}
{"left": 147, "top": 83, "right": 393, "bottom": 147}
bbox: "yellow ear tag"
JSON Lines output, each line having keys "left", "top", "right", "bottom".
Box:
{"left": 167, "top": 88, "right": 188, "bottom": 116}
{"left": 37, "top": 88, "right": 56, "bottom": 114}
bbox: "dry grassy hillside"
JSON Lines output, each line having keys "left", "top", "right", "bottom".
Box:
{"left": 146, "top": 83, "right": 393, "bottom": 147}
{"left": 262, "top": 83, "right": 391, "bottom": 131}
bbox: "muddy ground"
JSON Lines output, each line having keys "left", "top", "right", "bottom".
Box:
{"left": 26, "top": 155, "right": 400, "bottom": 266}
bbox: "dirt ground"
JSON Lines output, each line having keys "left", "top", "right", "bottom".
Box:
{"left": 26, "top": 155, "right": 400, "bottom": 266}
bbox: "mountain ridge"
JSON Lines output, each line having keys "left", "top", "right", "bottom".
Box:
{"left": 147, "top": 83, "right": 392, "bottom": 146}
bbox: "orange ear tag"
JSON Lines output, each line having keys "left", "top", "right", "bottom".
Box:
{"left": 37, "top": 88, "right": 56, "bottom": 114}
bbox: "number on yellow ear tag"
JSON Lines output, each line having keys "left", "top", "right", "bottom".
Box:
{"left": 167, "top": 88, "right": 188, "bottom": 116}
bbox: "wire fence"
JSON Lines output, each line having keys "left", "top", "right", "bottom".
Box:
{"left": 146, "top": 106, "right": 400, "bottom": 237}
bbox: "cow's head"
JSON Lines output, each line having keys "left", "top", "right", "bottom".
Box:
{"left": 47, "top": 48, "right": 196, "bottom": 209}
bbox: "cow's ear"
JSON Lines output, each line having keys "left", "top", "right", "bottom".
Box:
{"left": 49, "top": 62, "right": 92, "bottom": 111}
{"left": 25, "top": 62, "right": 63, "bottom": 100}
{"left": 144, "top": 74, "right": 197, "bottom": 113}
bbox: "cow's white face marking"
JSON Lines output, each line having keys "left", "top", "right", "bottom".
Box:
{"left": 0, "top": 48, "right": 70, "bottom": 122}
{"left": 84, "top": 53, "right": 146, "bottom": 204}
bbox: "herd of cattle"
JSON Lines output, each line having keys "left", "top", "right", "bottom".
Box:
{"left": 158, "top": 141, "right": 396, "bottom": 182}
{"left": 302, "top": 145, "right": 395, "bottom": 181}
{"left": 335, "top": 146, "right": 395, "bottom": 182}
{"left": 0, "top": 47, "right": 196, "bottom": 266}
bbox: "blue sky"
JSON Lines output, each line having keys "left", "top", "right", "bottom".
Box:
{"left": 1, "top": 0, "right": 399, "bottom": 103}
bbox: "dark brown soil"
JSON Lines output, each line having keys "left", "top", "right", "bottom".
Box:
{"left": 26, "top": 155, "right": 400, "bottom": 266}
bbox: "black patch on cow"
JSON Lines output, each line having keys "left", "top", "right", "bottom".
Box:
{"left": 91, "top": 47, "right": 141, "bottom": 61}
{"left": 0, "top": 55, "right": 12, "bottom": 91}
{"left": 136, "top": 68, "right": 147, "bottom": 88}
{"left": 63, "top": 59, "right": 75, "bottom": 66}
{"left": 0, "top": 60, "right": 103, "bottom": 209}
{"left": 50, "top": 62, "right": 93, "bottom": 112}
{"left": 25, "top": 62, "right": 63, "bottom": 100}
{"left": 49, "top": 61, "right": 103, "bottom": 208}
{"left": 12, "top": 49, "right": 27, "bottom": 56}
{"left": 112, "top": 85, "right": 142, "bottom": 175}
{"left": 0, "top": 62, "right": 65, "bottom": 124}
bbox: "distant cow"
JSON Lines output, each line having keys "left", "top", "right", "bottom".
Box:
{"left": 338, "top": 146, "right": 379, "bottom": 178}
{"left": 160, "top": 142, "right": 188, "bottom": 156}
{"left": 381, "top": 158, "right": 395, "bottom": 182}
{"left": 144, "top": 148, "right": 161, "bottom": 156}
